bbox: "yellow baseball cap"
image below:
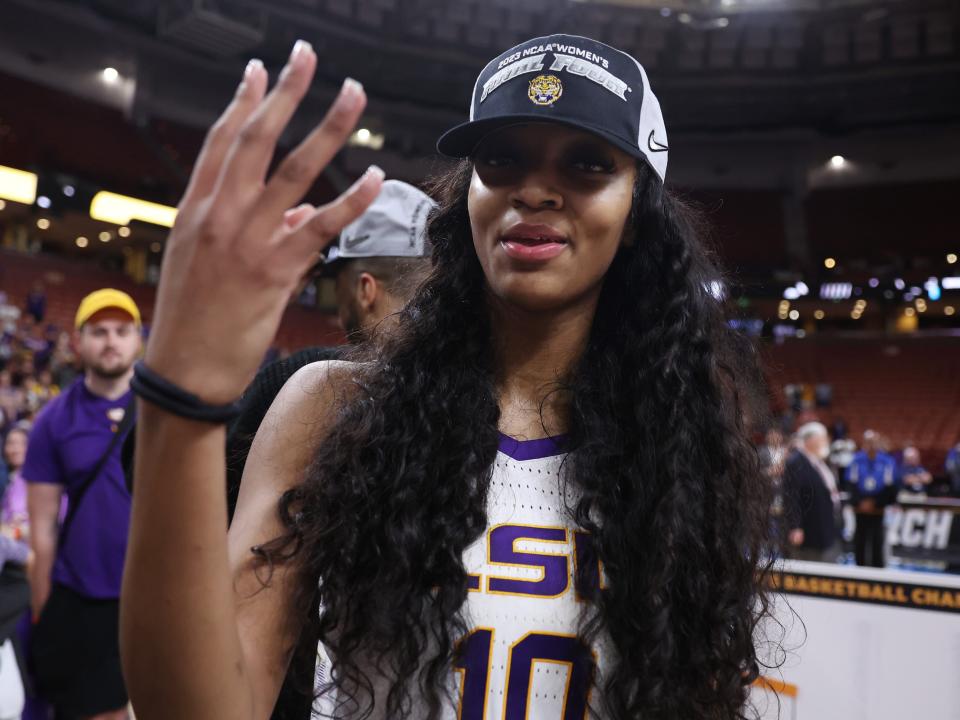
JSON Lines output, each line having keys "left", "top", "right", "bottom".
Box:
{"left": 75, "top": 288, "right": 141, "bottom": 329}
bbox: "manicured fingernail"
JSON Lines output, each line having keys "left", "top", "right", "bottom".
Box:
{"left": 336, "top": 78, "right": 364, "bottom": 111}
{"left": 366, "top": 165, "right": 385, "bottom": 181}
{"left": 291, "top": 39, "right": 313, "bottom": 64}
{"left": 245, "top": 58, "right": 263, "bottom": 79}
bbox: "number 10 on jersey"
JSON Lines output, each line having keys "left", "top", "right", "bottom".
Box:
{"left": 454, "top": 628, "right": 594, "bottom": 719}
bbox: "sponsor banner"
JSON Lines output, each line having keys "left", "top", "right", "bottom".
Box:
{"left": 753, "top": 561, "right": 960, "bottom": 720}
{"left": 887, "top": 497, "right": 960, "bottom": 564}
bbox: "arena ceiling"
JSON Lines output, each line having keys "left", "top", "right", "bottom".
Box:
{"left": 1, "top": 0, "right": 958, "bottom": 189}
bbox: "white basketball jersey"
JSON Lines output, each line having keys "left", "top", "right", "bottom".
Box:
{"left": 313, "top": 434, "right": 610, "bottom": 719}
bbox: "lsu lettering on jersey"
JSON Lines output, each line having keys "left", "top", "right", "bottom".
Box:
{"left": 313, "top": 433, "right": 609, "bottom": 719}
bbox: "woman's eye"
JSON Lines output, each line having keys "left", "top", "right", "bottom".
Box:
{"left": 572, "top": 157, "right": 615, "bottom": 173}
{"left": 480, "top": 153, "right": 516, "bottom": 168}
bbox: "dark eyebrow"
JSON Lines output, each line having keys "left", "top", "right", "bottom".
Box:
{"left": 474, "top": 133, "right": 522, "bottom": 156}
{"left": 564, "top": 137, "right": 616, "bottom": 156}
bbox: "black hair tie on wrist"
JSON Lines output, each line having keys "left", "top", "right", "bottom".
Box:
{"left": 131, "top": 361, "right": 242, "bottom": 424}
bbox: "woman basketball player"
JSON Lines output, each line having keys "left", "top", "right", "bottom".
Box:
{"left": 121, "top": 34, "right": 776, "bottom": 720}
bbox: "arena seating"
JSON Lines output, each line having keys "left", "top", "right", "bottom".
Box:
{"left": 0, "top": 71, "right": 341, "bottom": 207}
{"left": 765, "top": 336, "right": 960, "bottom": 467}
{"left": 0, "top": 250, "right": 345, "bottom": 351}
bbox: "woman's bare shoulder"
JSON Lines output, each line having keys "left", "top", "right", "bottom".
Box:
{"left": 231, "top": 358, "right": 359, "bottom": 536}
{"left": 250, "top": 359, "right": 359, "bottom": 457}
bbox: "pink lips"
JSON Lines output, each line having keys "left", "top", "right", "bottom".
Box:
{"left": 499, "top": 223, "right": 569, "bottom": 262}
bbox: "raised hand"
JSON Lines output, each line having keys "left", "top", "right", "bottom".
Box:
{"left": 144, "top": 40, "right": 383, "bottom": 404}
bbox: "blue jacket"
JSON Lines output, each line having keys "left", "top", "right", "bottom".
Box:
{"left": 847, "top": 451, "right": 897, "bottom": 504}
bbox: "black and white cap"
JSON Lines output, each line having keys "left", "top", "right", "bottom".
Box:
{"left": 437, "top": 34, "right": 669, "bottom": 183}
{"left": 325, "top": 179, "right": 435, "bottom": 265}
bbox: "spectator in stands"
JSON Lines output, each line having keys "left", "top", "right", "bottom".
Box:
{"left": 24, "top": 288, "right": 140, "bottom": 720}
{"left": 0, "top": 330, "right": 13, "bottom": 369}
{"left": 760, "top": 428, "right": 788, "bottom": 537}
{"left": 0, "top": 429, "right": 31, "bottom": 720}
{"left": 847, "top": 429, "right": 897, "bottom": 568}
{"left": 784, "top": 422, "right": 842, "bottom": 562}
{"left": 947, "top": 442, "right": 960, "bottom": 497}
{"left": 2, "top": 421, "right": 58, "bottom": 720}
{"left": 1, "top": 423, "right": 37, "bottom": 720}
{"left": 21, "top": 323, "right": 51, "bottom": 370}
{"left": 25, "top": 369, "right": 58, "bottom": 414}
{"left": 24, "top": 281, "right": 46, "bottom": 324}
{"left": 0, "top": 370, "right": 24, "bottom": 430}
{"left": 759, "top": 428, "right": 786, "bottom": 479}
{"left": 831, "top": 417, "right": 848, "bottom": 440}
{"left": 0, "top": 447, "right": 7, "bottom": 502}
{"left": 898, "top": 446, "right": 933, "bottom": 496}
{"left": 50, "top": 331, "right": 79, "bottom": 389}
{"left": 830, "top": 436, "right": 856, "bottom": 478}
{"left": 2, "top": 424, "right": 32, "bottom": 538}
{"left": 0, "top": 292, "right": 20, "bottom": 336}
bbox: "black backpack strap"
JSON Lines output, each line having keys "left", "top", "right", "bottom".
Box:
{"left": 58, "top": 396, "right": 136, "bottom": 547}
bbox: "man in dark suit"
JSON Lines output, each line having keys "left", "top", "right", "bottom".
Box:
{"left": 784, "top": 422, "right": 843, "bottom": 563}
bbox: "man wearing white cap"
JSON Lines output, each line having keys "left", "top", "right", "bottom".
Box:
{"left": 223, "top": 179, "right": 434, "bottom": 462}
{"left": 324, "top": 178, "right": 434, "bottom": 343}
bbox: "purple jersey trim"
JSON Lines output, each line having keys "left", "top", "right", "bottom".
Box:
{"left": 497, "top": 432, "right": 568, "bottom": 461}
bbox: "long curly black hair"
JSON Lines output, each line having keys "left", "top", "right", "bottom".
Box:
{"left": 258, "top": 158, "right": 777, "bottom": 719}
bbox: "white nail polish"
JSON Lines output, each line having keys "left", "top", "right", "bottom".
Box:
{"left": 245, "top": 58, "right": 263, "bottom": 78}
{"left": 366, "top": 165, "right": 385, "bottom": 181}
{"left": 291, "top": 39, "right": 312, "bottom": 61}
{"left": 343, "top": 77, "right": 364, "bottom": 94}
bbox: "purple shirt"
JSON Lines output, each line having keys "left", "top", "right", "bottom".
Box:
{"left": 2, "top": 470, "right": 68, "bottom": 530}
{"left": 22, "top": 378, "right": 132, "bottom": 599}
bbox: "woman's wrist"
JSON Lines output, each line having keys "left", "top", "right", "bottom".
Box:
{"left": 142, "top": 344, "right": 248, "bottom": 407}
{"left": 132, "top": 361, "right": 243, "bottom": 424}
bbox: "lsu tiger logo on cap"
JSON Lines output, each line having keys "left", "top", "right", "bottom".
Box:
{"left": 528, "top": 74, "right": 563, "bottom": 106}
{"left": 438, "top": 33, "right": 670, "bottom": 183}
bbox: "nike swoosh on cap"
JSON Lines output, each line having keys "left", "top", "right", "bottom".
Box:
{"left": 343, "top": 234, "right": 370, "bottom": 248}
{"left": 647, "top": 130, "right": 669, "bottom": 153}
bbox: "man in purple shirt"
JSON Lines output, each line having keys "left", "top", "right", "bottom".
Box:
{"left": 24, "top": 288, "right": 141, "bottom": 720}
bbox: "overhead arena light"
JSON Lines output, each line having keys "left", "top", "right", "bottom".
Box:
{"left": 783, "top": 281, "right": 809, "bottom": 300}
{"left": 0, "top": 165, "right": 39, "bottom": 204}
{"left": 820, "top": 282, "right": 853, "bottom": 300}
{"left": 90, "top": 191, "right": 177, "bottom": 228}
{"left": 348, "top": 128, "right": 385, "bottom": 150}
